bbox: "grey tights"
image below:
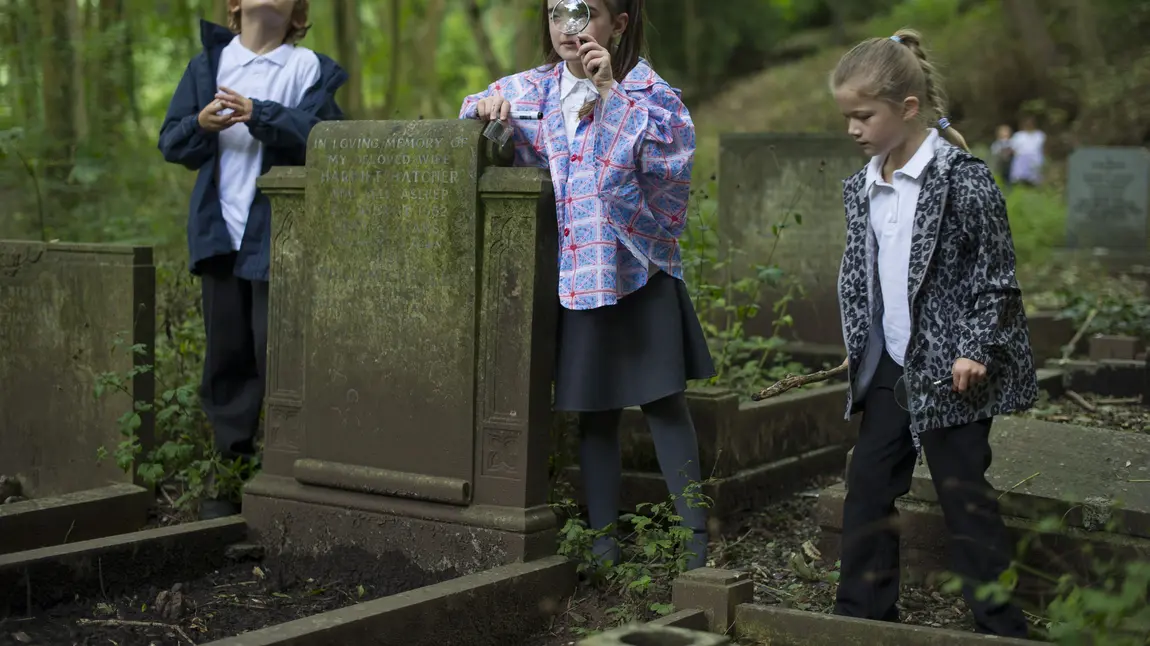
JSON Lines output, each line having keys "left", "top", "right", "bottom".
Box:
{"left": 578, "top": 391, "right": 708, "bottom": 570}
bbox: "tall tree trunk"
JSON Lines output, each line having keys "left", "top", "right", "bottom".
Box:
{"left": 214, "top": 0, "right": 228, "bottom": 25}
{"left": 7, "top": 0, "right": 39, "bottom": 126}
{"left": 40, "top": 0, "right": 77, "bottom": 182}
{"left": 684, "top": 0, "right": 700, "bottom": 95}
{"left": 417, "top": 0, "right": 447, "bottom": 118}
{"left": 95, "top": 0, "right": 128, "bottom": 143}
{"left": 466, "top": 0, "right": 504, "bottom": 81}
{"left": 1071, "top": 0, "right": 1105, "bottom": 65}
{"left": 333, "top": 0, "right": 364, "bottom": 118}
{"left": 380, "top": 0, "right": 402, "bottom": 118}
{"left": 1000, "top": 0, "right": 1058, "bottom": 71}
{"left": 514, "top": 3, "right": 538, "bottom": 71}
{"left": 70, "top": 0, "right": 89, "bottom": 143}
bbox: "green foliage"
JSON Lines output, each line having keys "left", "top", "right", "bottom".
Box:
{"left": 1057, "top": 278, "right": 1150, "bottom": 342}
{"left": 940, "top": 508, "right": 1150, "bottom": 645}
{"left": 1004, "top": 184, "right": 1067, "bottom": 274}
{"left": 93, "top": 262, "right": 255, "bottom": 515}
{"left": 681, "top": 176, "right": 809, "bottom": 399}
{"left": 553, "top": 480, "right": 714, "bottom": 631}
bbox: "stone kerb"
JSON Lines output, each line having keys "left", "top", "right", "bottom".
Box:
{"left": 565, "top": 382, "right": 859, "bottom": 519}
{"left": 818, "top": 416, "right": 1150, "bottom": 594}
{"left": 245, "top": 120, "right": 557, "bottom": 573}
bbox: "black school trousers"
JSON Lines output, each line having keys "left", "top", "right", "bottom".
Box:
{"left": 198, "top": 253, "right": 268, "bottom": 463}
{"left": 834, "top": 350, "right": 1027, "bottom": 638}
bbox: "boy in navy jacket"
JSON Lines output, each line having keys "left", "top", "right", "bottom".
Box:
{"left": 158, "top": 0, "right": 346, "bottom": 519}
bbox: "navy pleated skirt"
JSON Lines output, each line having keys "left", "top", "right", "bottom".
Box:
{"left": 553, "top": 271, "right": 716, "bottom": 412}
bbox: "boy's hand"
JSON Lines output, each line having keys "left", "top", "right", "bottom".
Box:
{"left": 951, "top": 358, "right": 987, "bottom": 393}
{"left": 215, "top": 86, "right": 254, "bottom": 123}
{"left": 197, "top": 99, "right": 236, "bottom": 133}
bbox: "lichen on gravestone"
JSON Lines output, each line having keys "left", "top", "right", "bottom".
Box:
{"left": 1082, "top": 495, "right": 1114, "bottom": 531}
{"left": 0, "top": 247, "right": 44, "bottom": 278}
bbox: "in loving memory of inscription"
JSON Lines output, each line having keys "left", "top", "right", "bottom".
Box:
{"left": 314, "top": 136, "right": 465, "bottom": 263}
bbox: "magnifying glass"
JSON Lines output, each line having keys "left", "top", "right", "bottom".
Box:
{"left": 551, "top": 0, "right": 591, "bottom": 36}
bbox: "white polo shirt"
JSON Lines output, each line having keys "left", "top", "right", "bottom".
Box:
{"left": 865, "top": 129, "right": 942, "bottom": 366}
{"left": 216, "top": 36, "right": 321, "bottom": 250}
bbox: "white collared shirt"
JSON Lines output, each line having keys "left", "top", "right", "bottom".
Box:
{"left": 216, "top": 36, "right": 321, "bottom": 250}
{"left": 865, "top": 129, "right": 942, "bottom": 366}
{"left": 558, "top": 64, "right": 652, "bottom": 273}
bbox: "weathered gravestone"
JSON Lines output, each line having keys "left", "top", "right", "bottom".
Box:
{"left": 718, "top": 134, "right": 865, "bottom": 346}
{"left": 244, "top": 120, "right": 558, "bottom": 573}
{"left": 0, "top": 242, "right": 155, "bottom": 497}
{"left": 1066, "top": 147, "right": 1150, "bottom": 250}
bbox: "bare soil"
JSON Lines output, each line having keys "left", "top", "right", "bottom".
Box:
{"left": 0, "top": 547, "right": 458, "bottom": 646}
{"left": 1022, "top": 392, "right": 1149, "bottom": 432}
{"left": 528, "top": 482, "right": 1003, "bottom": 645}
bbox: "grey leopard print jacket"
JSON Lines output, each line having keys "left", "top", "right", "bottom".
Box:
{"left": 838, "top": 142, "right": 1038, "bottom": 451}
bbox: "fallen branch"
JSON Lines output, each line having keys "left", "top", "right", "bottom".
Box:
{"left": 752, "top": 362, "right": 847, "bottom": 401}
{"left": 998, "top": 471, "right": 1041, "bottom": 500}
{"left": 1059, "top": 307, "right": 1098, "bottom": 364}
{"left": 76, "top": 618, "right": 196, "bottom": 645}
{"left": 1065, "top": 390, "right": 1097, "bottom": 413}
{"left": 1096, "top": 396, "right": 1141, "bottom": 406}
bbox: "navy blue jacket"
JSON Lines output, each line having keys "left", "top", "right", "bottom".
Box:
{"left": 158, "top": 20, "right": 346, "bottom": 281}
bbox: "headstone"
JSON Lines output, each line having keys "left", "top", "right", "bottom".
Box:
{"left": 718, "top": 134, "right": 866, "bottom": 345}
{"left": 244, "top": 120, "right": 558, "bottom": 573}
{"left": 1066, "top": 147, "right": 1150, "bottom": 250}
{"left": 0, "top": 242, "right": 155, "bottom": 497}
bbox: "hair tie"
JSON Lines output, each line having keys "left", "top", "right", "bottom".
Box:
{"left": 938, "top": 117, "right": 951, "bottom": 130}
{"left": 890, "top": 35, "right": 902, "bottom": 43}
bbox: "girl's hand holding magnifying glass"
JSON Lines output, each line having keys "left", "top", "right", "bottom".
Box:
{"left": 576, "top": 35, "right": 614, "bottom": 99}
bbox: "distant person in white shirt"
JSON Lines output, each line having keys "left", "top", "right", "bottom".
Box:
{"left": 1008, "top": 115, "right": 1045, "bottom": 187}
{"left": 158, "top": 0, "right": 347, "bottom": 519}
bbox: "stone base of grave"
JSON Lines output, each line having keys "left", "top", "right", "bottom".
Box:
{"left": 243, "top": 475, "right": 557, "bottom": 574}
{"left": 565, "top": 443, "right": 848, "bottom": 523}
{"left": 817, "top": 416, "right": 1150, "bottom": 600}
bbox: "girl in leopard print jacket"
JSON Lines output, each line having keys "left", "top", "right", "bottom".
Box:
{"left": 827, "top": 29, "right": 1037, "bottom": 638}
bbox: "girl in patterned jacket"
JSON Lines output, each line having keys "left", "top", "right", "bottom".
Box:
{"left": 829, "top": 29, "right": 1037, "bottom": 636}
{"left": 460, "top": 0, "right": 715, "bottom": 570}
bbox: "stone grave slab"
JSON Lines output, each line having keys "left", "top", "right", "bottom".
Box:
{"left": 244, "top": 120, "right": 558, "bottom": 572}
{"left": 821, "top": 417, "right": 1150, "bottom": 593}
{"left": 718, "top": 133, "right": 865, "bottom": 345}
{"left": 909, "top": 416, "right": 1150, "bottom": 537}
{"left": 1066, "top": 146, "right": 1150, "bottom": 251}
{"left": 0, "top": 242, "right": 155, "bottom": 497}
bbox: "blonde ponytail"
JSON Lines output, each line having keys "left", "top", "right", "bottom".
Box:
{"left": 831, "top": 28, "right": 970, "bottom": 152}
{"left": 890, "top": 29, "right": 970, "bottom": 152}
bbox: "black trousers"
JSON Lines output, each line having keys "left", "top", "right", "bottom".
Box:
{"left": 834, "top": 350, "right": 1027, "bottom": 637}
{"left": 198, "top": 253, "right": 268, "bottom": 463}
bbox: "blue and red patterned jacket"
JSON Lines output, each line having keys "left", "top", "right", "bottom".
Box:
{"left": 460, "top": 59, "right": 695, "bottom": 311}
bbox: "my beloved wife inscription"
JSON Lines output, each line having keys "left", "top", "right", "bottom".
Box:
{"left": 245, "top": 120, "right": 558, "bottom": 572}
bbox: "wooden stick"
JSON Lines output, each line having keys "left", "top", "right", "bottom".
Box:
{"left": 1065, "top": 390, "right": 1097, "bottom": 413}
{"left": 76, "top": 618, "right": 196, "bottom": 645}
{"left": 1060, "top": 307, "right": 1098, "bottom": 364}
{"left": 1095, "top": 397, "right": 1141, "bottom": 406}
{"left": 752, "top": 362, "right": 848, "bottom": 401}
